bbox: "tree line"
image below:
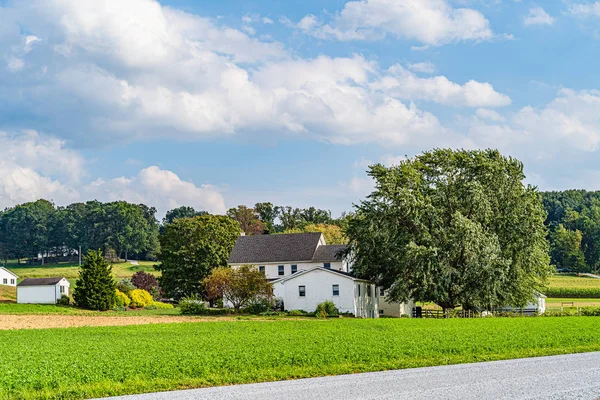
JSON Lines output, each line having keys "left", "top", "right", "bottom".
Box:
{"left": 0, "top": 200, "right": 347, "bottom": 265}
{"left": 541, "top": 190, "right": 600, "bottom": 273}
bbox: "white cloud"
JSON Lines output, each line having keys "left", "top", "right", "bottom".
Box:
{"left": 523, "top": 7, "right": 555, "bottom": 27}
{"left": 475, "top": 108, "right": 505, "bottom": 122}
{"left": 262, "top": 17, "right": 274, "bottom": 24}
{"left": 568, "top": 2, "right": 600, "bottom": 17}
{"left": 407, "top": 62, "right": 436, "bottom": 74}
{"left": 371, "top": 65, "right": 511, "bottom": 108}
{"left": 6, "top": 56, "right": 24, "bottom": 72}
{"left": 294, "top": 0, "right": 496, "bottom": 46}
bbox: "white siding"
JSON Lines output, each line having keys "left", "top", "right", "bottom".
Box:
{"left": 377, "top": 289, "right": 415, "bottom": 317}
{"left": 231, "top": 261, "right": 346, "bottom": 280}
{"left": 17, "top": 279, "right": 70, "bottom": 304}
{"left": 0, "top": 268, "right": 17, "bottom": 287}
{"left": 273, "top": 269, "right": 378, "bottom": 318}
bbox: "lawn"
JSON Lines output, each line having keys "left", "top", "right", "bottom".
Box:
{"left": 5, "top": 260, "right": 159, "bottom": 281}
{"left": 1, "top": 317, "right": 600, "bottom": 399}
{"left": 548, "top": 274, "right": 600, "bottom": 289}
{"left": 0, "top": 303, "right": 180, "bottom": 316}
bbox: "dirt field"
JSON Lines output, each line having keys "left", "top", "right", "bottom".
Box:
{"left": 0, "top": 315, "right": 233, "bottom": 330}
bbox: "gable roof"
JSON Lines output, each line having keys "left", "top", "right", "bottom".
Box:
{"left": 273, "top": 266, "right": 371, "bottom": 284}
{"left": 17, "top": 277, "right": 66, "bottom": 287}
{"left": 312, "top": 244, "right": 347, "bottom": 261}
{"left": 228, "top": 233, "right": 323, "bottom": 264}
{"left": 0, "top": 267, "right": 18, "bottom": 279}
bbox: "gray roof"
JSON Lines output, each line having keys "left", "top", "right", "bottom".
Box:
{"left": 17, "top": 277, "right": 65, "bottom": 287}
{"left": 312, "top": 245, "right": 347, "bottom": 261}
{"left": 228, "top": 233, "right": 324, "bottom": 264}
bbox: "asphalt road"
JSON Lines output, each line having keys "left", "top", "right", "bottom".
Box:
{"left": 106, "top": 352, "right": 600, "bottom": 400}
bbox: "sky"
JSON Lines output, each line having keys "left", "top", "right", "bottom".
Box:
{"left": 2, "top": 0, "right": 600, "bottom": 218}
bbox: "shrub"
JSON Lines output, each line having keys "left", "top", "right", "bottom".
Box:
{"left": 112, "top": 306, "right": 127, "bottom": 311}
{"left": 56, "top": 295, "right": 70, "bottom": 306}
{"left": 151, "top": 301, "right": 174, "bottom": 309}
{"left": 145, "top": 304, "right": 158, "bottom": 310}
{"left": 115, "top": 289, "right": 131, "bottom": 307}
{"left": 131, "top": 271, "right": 160, "bottom": 293}
{"left": 74, "top": 250, "right": 117, "bottom": 311}
{"left": 314, "top": 301, "right": 339, "bottom": 318}
{"left": 581, "top": 307, "right": 600, "bottom": 316}
{"left": 288, "top": 309, "right": 308, "bottom": 316}
{"left": 179, "top": 295, "right": 206, "bottom": 315}
{"left": 129, "top": 289, "right": 153, "bottom": 308}
{"left": 245, "top": 297, "right": 274, "bottom": 314}
{"left": 116, "top": 279, "right": 136, "bottom": 295}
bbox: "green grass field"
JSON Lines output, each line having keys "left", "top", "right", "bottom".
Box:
{"left": 0, "top": 303, "right": 179, "bottom": 316}
{"left": 548, "top": 274, "right": 600, "bottom": 289}
{"left": 5, "top": 260, "right": 158, "bottom": 281}
{"left": 1, "top": 317, "right": 600, "bottom": 399}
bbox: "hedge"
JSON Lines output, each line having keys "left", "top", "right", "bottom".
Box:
{"left": 545, "top": 287, "right": 600, "bottom": 298}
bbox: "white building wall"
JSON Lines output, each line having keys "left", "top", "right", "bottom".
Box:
{"left": 17, "top": 279, "right": 70, "bottom": 304}
{"left": 0, "top": 268, "right": 17, "bottom": 286}
{"left": 231, "top": 261, "right": 346, "bottom": 280}
{"left": 274, "top": 269, "right": 357, "bottom": 314}
{"left": 353, "top": 281, "right": 379, "bottom": 318}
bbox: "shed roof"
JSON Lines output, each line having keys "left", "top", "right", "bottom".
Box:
{"left": 228, "top": 233, "right": 323, "bottom": 264}
{"left": 0, "top": 267, "right": 18, "bottom": 278}
{"left": 17, "top": 277, "right": 66, "bottom": 287}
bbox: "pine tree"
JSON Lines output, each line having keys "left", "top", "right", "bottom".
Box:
{"left": 74, "top": 250, "right": 116, "bottom": 310}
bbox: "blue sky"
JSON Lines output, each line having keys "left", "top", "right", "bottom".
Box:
{"left": 2, "top": 0, "right": 600, "bottom": 217}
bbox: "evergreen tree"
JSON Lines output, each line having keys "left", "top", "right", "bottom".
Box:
{"left": 74, "top": 250, "right": 117, "bottom": 310}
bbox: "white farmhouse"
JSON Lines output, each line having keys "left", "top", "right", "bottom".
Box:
{"left": 228, "top": 232, "right": 379, "bottom": 318}
{"left": 377, "top": 287, "right": 415, "bottom": 318}
{"left": 17, "top": 277, "right": 70, "bottom": 304}
{"left": 0, "top": 267, "right": 18, "bottom": 287}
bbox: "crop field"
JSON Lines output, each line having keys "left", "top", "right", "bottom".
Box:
{"left": 5, "top": 261, "right": 158, "bottom": 281}
{"left": 1, "top": 318, "right": 600, "bottom": 399}
{"left": 547, "top": 275, "right": 600, "bottom": 298}
{"left": 0, "top": 286, "right": 16, "bottom": 302}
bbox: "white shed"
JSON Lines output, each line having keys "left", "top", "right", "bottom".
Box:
{"left": 17, "top": 277, "right": 70, "bottom": 304}
{"left": 273, "top": 267, "right": 379, "bottom": 318}
{"left": 0, "top": 267, "right": 18, "bottom": 287}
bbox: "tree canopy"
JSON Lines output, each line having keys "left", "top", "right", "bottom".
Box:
{"left": 157, "top": 215, "right": 240, "bottom": 299}
{"left": 346, "top": 149, "right": 551, "bottom": 310}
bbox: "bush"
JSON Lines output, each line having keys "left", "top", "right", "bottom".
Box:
{"left": 56, "top": 295, "right": 70, "bottom": 306}
{"left": 288, "top": 309, "right": 308, "bottom": 316}
{"left": 74, "top": 250, "right": 117, "bottom": 311}
{"left": 151, "top": 301, "right": 174, "bottom": 309}
{"left": 581, "top": 307, "right": 600, "bottom": 316}
{"left": 129, "top": 289, "right": 153, "bottom": 308}
{"left": 131, "top": 271, "right": 160, "bottom": 293}
{"left": 112, "top": 305, "right": 127, "bottom": 311}
{"left": 545, "top": 287, "right": 600, "bottom": 298}
{"left": 314, "top": 301, "right": 339, "bottom": 318}
{"left": 116, "top": 279, "right": 136, "bottom": 295}
{"left": 245, "top": 297, "right": 274, "bottom": 314}
{"left": 145, "top": 304, "right": 158, "bottom": 310}
{"left": 179, "top": 295, "right": 206, "bottom": 315}
{"left": 115, "top": 289, "right": 131, "bottom": 307}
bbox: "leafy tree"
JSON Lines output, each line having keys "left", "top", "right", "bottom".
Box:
{"left": 227, "top": 205, "right": 264, "bottom": 235}
{"left": 203, "top": 266, "right": 273, "bottom": 311}
{"left": 346, "top": 149, "right": 551, "bottom": 311}
{"left": 157, "top": 215, "right": 240, "bottom": 299}
{"left": 74, "top": 250, "right": 117, "bottom": 311}
{"left": 278, "top": 206, "right": 302, "bottom": 231}
{"left": 254, "top": 202, "right": 279, "bottom": 233}
{"left": 300, "top": 207, "right": 332, "bottom": 225}
{"left": 163, "top": 206, "right": 208, "bottom": 226}
{"left": 131, "top": 271, "right": 160, "bottom": 292}
{"left": 550, "top": 224, "right": 587, "bottom": 273}
{"left": 281, "top": 223, "right": 347, "bottom": 244}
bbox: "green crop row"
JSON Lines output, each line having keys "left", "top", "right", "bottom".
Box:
{"left": 2, "top": 318, "right": 600, "bottom": 399}
{"left": 545, "top": 287, "right": 600, "bottom": 298}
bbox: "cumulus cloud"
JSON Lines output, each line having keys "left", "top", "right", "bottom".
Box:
{"left": 371, "top": 65, "right": 511, "bottom": 108}
{"left": 293, "top": 0, "right": 496, "bottom": 46}
{"left": 407, "top": 62, "right": 436, "bottom": 74}
{"left": 568, "top": 2, "right": 600, "bottom": 17}
{"left": 523, "top": 7, "right": 555, "bottom": 27}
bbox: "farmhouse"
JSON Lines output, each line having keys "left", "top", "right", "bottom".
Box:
{"left": 17, "top": 277, "right": 70, "bottom": 304}
{"left": 0, "top": 267, "right": 18, "bottom": 287}
{"left": 229, "top": 232, "right": 385, "bottom": 317}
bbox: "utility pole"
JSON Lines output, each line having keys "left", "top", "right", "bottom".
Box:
{"left": 79, "top": 245, "right": 82, "bottom": 266}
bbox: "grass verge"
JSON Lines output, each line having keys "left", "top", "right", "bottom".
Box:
{"left": 1, "top": 317, "right": 600, "bottom": 399}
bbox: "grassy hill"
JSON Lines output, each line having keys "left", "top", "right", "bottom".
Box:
{"left": 5, "top": 260, "right": 159, "bottom": 281}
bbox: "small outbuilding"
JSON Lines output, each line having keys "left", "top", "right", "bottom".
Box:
{"left": 17, "top": 277, "right": 70, "bottom": 304}
{"left": 0, "top": 267, "right": 18, "bottom": 287}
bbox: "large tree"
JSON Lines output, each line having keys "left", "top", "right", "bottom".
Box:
{"left": 74, "top": 250, "right": 117, "bottom": 311}
{"left": 227, "top": 205, "right": 264, "bottom": 235}
{"left": 157, "top": 215, "right": 240, "bottom": 299}
{"left": 203, "top": 266, "right": 274, "bottom": 311}
{"left": 346, "top": 149, "right": 551, "bottom": 311}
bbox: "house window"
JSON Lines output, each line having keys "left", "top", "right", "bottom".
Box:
{"left": 259, "top": 266, "right": 265, "bottom": 274}
{"left": 278, "top": 265, "right": 285, "bottom": 276}
{"left": 358, "top": 285, "right": 361, "bottom": 296}
{"left": 10, "top": 279, "right": 15, "bottom": 285}
{"left": 380, "top": 288, "right": 385, "bottom": 297}
{"left": 324, "top": 262, "right": 331, "bottom": 269}
{"left": 367, "top": 286, "right": 372, "bottom": 297}
{"left": 291, "top": 265, "right": 298, "bottom": 274}
{"left": 299, "top": 286, "right": 306, "bottom": 297}
{"left": 332, "top": 284, "right": 339, "bottom": 296}
{"left": 379, "top": 309, "right": 384, "bottom": 315}
{"left": 2, "top": 279, "right": 6, "bottom": 284}
{"left": 60, "top": 286, "right": 66, "bottom": 294}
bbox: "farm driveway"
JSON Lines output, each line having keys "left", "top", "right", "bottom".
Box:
{"left": 0, "top": 315, "right": 218, "bottom": 330}
{"left": 106, "top": 352, "right": 600, "bottom": 400}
